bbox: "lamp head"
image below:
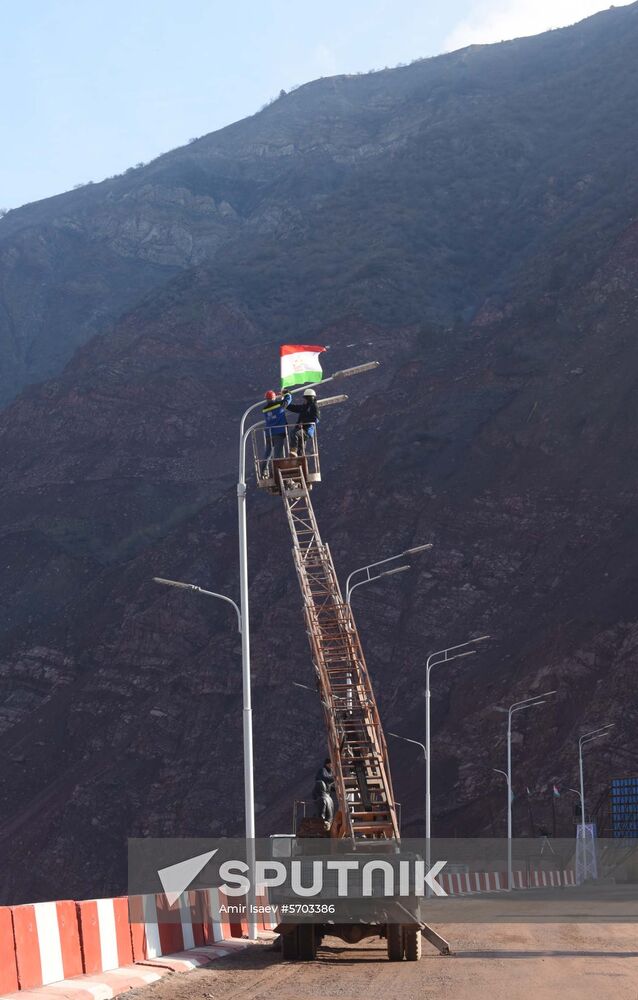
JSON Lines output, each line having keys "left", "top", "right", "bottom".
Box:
{"left": 333, "top": 361, "right": 380, "bottom": 378}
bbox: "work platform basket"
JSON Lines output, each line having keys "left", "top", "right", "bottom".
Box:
{"left": 251, "top": 423, "right": 321, "bottom": 495}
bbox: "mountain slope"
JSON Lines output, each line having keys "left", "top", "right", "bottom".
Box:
{"left": 2, "top": 2, "right": 638, "bottom": 405}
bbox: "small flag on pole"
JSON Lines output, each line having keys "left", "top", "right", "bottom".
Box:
{"left": 280, "top": 344, "right": 326, "bottom": 389}
{"left": 552, "top": 783, "right": 561, "bottom": 798}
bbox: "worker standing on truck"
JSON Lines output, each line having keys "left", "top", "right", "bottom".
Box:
{"left": 313, "top": 758, "right": 335, "bottom": 828}
{"left": 287, "top": 387, "right": 319, "bottom": 456}
{"left": 315, "top": 758, "right": 334, "bottom": 791}
{"left": 261, "top": 389, "right": 292, "bottom": 476}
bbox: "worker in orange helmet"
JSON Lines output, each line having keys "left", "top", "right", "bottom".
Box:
{"left": 261, "top": 389, "right": 291, "bottom": 476}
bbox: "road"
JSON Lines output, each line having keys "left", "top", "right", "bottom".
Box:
{"left": 126, "top": 923, "right": 638, "bottom": 1000}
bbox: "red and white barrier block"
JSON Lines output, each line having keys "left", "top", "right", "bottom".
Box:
{"left": 76, "top": 898, "right": 134, "bottom": 974}
{"left": 440, "top": 869, "right": 577, "bottom": 894}
{"left": 5, "top": 898, "right": 166, "bottom": 999}
{"left": 528, "top": 869, "right": 576, "bottom": 888}
{"left": 255, "top": 889, "right": 278, "bottom": 932}
{"left": 0, "top": 888, "right": 271, "bottom": 999}
{"left": 0, "top": 909, "right": 18, "bottom": 996}
{"left": 440, "top": 871, "right": 508, "bottom": 894}
{"left": 11, "top": 901, "right": 84, "bottom": 991}
{"left": 132, "top": 890, "right": 249, "bottom": 974}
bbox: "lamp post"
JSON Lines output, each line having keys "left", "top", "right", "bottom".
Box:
{"left": 568, "top": 786, "right": 584, "bottom": 823}
{"left": 388, "top": 732, "right": 427, "bottom": 837}
{"left": 152, "top": 576, "right": 251, "bottom": 918}
{"left": 578, "top": 724, "right": 615, "bottom": 828}
{"left": 494, "top": 690, "right": 557, "bottom": 890}
{"left": 575, "top": 724, "right": 613, "bottom": 883}
{"left": 344, "top": 550, "right": 421, "bottom": 719}
{"left": 292, "top": 681, "right": 314, "bottom": 694}
{"left": 153, "top": 577, "right": 241, "bottom": 631}
{"left": 347, "top": 564, "right": 410, "bottom": 603}
{"left": 493, "top": 767, "right": 509, "bottom": 787}
{"left": 345, "top": 544, "right": 432, "bottom": 605}
{"left": 236, "top": 361, "right": 379, "bottom": 936}
{"left": 425, "top": 637, "right": 490, "bottom": 883}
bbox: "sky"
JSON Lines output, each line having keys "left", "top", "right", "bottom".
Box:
{"left": 0, "top": 0, "right": 628, "bottom": 211}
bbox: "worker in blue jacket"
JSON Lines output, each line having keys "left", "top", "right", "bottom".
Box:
{"left": 261, "top": 389, "right": 292, "bottom": 476}
{"left": 287, "top": 387, "right": 319, "bottom": 456}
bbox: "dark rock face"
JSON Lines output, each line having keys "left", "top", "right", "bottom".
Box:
{"left": 1, "top": 5, "right": 638, "bottom": 902}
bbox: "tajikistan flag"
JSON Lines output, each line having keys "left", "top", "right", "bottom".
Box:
{"left": 280, "top": 344, "right": 326, "bottom": 389}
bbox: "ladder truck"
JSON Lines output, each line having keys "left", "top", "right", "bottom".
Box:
{"left": 252, "top": 417, "right": 448, "bottom": 962}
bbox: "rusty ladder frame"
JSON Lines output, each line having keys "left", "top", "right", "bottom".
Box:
{"left": 277, "top": 464, "right": 400, "bottom": 843}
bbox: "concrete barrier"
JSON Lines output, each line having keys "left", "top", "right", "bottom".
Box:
{"left": 218, "top": 892, "right": 247, "bottom": 939}
{"left": 129, "top": 891, "right": 208, "bottom": 961}
{"left": 206, "top": 888, "right": 234, "bottom": 943}
{"left": 255, "top": 889, "right": 277, "bottom": 932}
{"left": 10, "top": 901, "right": 83, "bottom": 990}
{"left": 131, "top": 890, "right": 250, "bottom": 975}
{"left": 75, "top": 897, "right": 134, "bottom": 974}
{"left": 0, "top": 886, "right": 271, "bottom": 999}
{"left": 0, "top": 910, "right": 18, "bottom": 996}
{"left": 439, "top": 869, "right": 576, "bottom": 895}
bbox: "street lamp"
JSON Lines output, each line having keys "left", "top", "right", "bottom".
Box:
{"left": 316, "top": 394, "right": 349, "bottom": 407}
{"left": 494, "top": 690, "right": 557, "bottom": 890}
{"left": 388, "top": 732, "right": 427, "bottom": 837}
{"left": 345, "top": 544, "right": 432, "bottom": 605}
{"left": 344, "top": 551, "right": 422, "bottom": 722}
{"left": 578, "top": 724, "right": 615, "bottom": 828}
{"left": 153, "top": 577, "right": 242, "bottom": 632}
{"left": 347, "top": 564, "right": 410, "bottom": 603}
{"left": 236, "top": 361, "right": 379, "bottom": 937}
{"left": 567, "top": 786, "right": 584, "bottom": 817}
{"left": 575, "top": 724, "right": 614, "bottom": 884}
{"left": 425, "top": 637, "right": 490, "bottom": 883}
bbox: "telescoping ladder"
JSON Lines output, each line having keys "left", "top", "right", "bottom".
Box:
{"left": 277, "top": 463, "right": 400, "bottom": 843}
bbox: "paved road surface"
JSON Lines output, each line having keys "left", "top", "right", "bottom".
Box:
{"left": 126, "top": 923, "right": 638, "bottom": 1000}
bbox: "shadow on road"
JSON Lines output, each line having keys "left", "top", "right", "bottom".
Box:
{"left": 305, "top": 944, "right": 396, "bottom": 965}
{"left": 458, "top": 950, "right": 638, "bottom": 959}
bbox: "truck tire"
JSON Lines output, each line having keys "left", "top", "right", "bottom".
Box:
{"left": 281, "top": 927, "right": 299, "bottom": 960}
{"left": 404, "top": 927, "right": 422, "bottom": 961}
{"left": 386, "top": 923, "right": 404, "bottom": 961}
{"left": 297, "top": 923, "right": 317, "bottom": 960}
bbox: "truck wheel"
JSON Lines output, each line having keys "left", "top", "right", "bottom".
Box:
{"left": 281, "top": 927, "right": 299, "bottom": 960}
{"left": 404, "top": 927, "right": 422, "bottom": 961}
{"left": 386, "top": 923, "right": 404, "bottom": 961}
{"left": 297, "top": 923, "right": 317, "bottom": 960}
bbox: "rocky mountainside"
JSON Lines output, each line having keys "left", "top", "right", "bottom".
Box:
{"left": 1, "top": 4, "right": 638, "bottom": 902}
{"left": 3, "top": 2, "right": 638, "bottom": 407}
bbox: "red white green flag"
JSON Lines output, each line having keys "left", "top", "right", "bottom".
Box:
{"left": 280, "top": 344, "right": 326, "bottom": 389}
